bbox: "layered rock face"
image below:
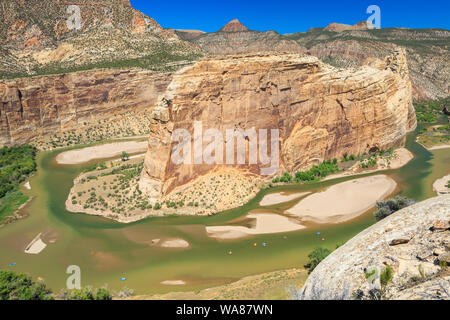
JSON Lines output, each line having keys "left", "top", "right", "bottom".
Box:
{"left": 140, "top": 49, "right": 416, "bottom": 203}
{"left": 0, "top": 69, "right": 171, "bottom": 146}
{"left": 299, "top": 196, "right": 450, "bottom": 300}
{"left": 287, "top": 28, "right": 450, "bottom": 99}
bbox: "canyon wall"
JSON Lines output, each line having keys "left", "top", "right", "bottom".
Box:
{"left": 140, "top": 49, "right": 416, "bottom": 202}
{"left": 0, "top": 69, "right": 172, "bottom": 146}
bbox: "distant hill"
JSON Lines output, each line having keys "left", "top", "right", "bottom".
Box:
{"left": 218, "top": 19, "right": 249, "bottom": 32}
{"left": 0, "top": 0, "right": 200, "bottom": 77}
{"left": 189, "top": 19, "right": 305, "bottom": 55}
{"left": 1, "top": 4, "right": 448, "bottom": 100}
{"left": 323, "top": 21, "right": 372, "bottom": 32}
{"left": 168, "top": 29, "right": 206, "bottom": 41}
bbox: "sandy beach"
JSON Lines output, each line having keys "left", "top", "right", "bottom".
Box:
{"left": 24, "top": 233, "right": 47, "bottom": 255}
{"left": 206, "top": 213, "right": 305, "bottom": 240}
{"left": 385, "top": 148, "right": 415, "bottom": 169}
{"left": 428, "top": 144, "right": 450, "bottom": 151}
{"left": 286, "top": 175, "right": 397, "bottom": 223}
{"left": 56, "top": 141, "right": 148, "bottom": 165}
{"left": 323, "top": 148, "right": 413, "bottom": 182}
{"left": 260, "top": 192, "right": 310, "bottom": 206}
{"left": 433, "top": 174, "right": 450, "bottom": 195}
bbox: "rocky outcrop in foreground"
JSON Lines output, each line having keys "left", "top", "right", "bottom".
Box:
{"left": 140, "top": 49, "right": 416, "bottom": 205}
{"left": 299, "top": 196, "right": 450, "bottom": 300}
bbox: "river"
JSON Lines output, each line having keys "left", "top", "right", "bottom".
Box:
{"left": 0, "top": 126, "right": 448, "bottom": 295}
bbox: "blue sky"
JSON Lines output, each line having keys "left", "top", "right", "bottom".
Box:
{"left": 130, "top": 0, "right": 450, "bottom": 34}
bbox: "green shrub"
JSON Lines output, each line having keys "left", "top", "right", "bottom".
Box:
{"left": 280, "top": 172, "right": 292, "bottom": 183}
{"left": 121, "top": 151, "right": 130, "bottom": 161}
{"left": 373, "top": 196, "right": 415, "bottom": 221}
{"left": 414, "top": 97, "right": 449, "bottom": 123}
{"left": 0, "top": 145, "right": 37, "bottom": 198}
{"left": 294, "top": 160, "right": 339, "bottom": 182}
{"left": 304, "top": 247, "right": 332, "bottom": 273}
{"left": 380, "top": 265, "right": 393, "bottom": 289}
{"left": 0, "top": 270, "right": 53, "bottom": 300}
{"left": 61, "top": 287, "right": 112, "bottom": 300}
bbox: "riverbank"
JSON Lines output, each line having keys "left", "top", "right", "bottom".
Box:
{"left": 323, "top": 148, "right": 414, "bottom": 182}
{"left": 428, "top": 144, "right": 450, "bottom": 150}
{"left": 66, "top": 161, "right": 262, "bottom": 222}
{"left": 56, "top": 141, "right": 148, "bottom": 165}
{"left": 30, "top": 111, "right": 153, "bottom": 151}
{"left": 286, "top": 175, "right": 397, "bottom": 224}
{"left": 0, "top": 194, "right": 32, "bottom": 228}
{"left": 433, "top": 174, "right": 450, "bottom": 195}
{"left": 126, "top": 268, "right": 307, "bottom": 300}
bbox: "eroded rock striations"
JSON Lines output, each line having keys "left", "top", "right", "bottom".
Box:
{"left": 287, "top": 28, "right": 450, "bottom": 99}
{"left": 299, "top": 195, "right": 450, "bottom": 300}
{"left": 0, "top": 69, "right": 172, "bottom": 146}
{"left": 139, "top": 49, "right": 416, "bottom": 205}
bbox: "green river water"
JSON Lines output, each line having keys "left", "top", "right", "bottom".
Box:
{"left": 0, "top": 126, "right": 448, "bottom": 295}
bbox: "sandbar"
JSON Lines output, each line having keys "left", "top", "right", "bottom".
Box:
{"left": 161, "top": 280, "right": 186, "bottom": 285}
{"left": 160, "top": 239, "right": 190, "bottom": 248}
{"left": 260, "top": 192, "right": 311, "bottom": 206}
{"left": 285, "top": 175, "right": 397, "bottom": 223}
{"left": 206, "top": 213, "right": 305, "bottom": 240}
{"left": 56, "top": 141, "right": 147, "bottom": 164}
{"left": 24, "top": 233, "right": 47, "bottom": 255}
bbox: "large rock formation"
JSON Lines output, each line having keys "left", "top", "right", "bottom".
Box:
{"left": 299, "top": 196, "right": 450, "bottom": 300}
{"left": 0, "top": 69, "right": 171, "bottom": 146}
{"left": 287, "top": 28, "right": 450, "bottom": 99}
{"left": 139, "top": 48, "right": 416, "bottom": 203}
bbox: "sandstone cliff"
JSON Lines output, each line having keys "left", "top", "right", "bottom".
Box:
{"left": 299, "top": 196, "right": 450, "bottom": 300}
{"left": 139, "top": 49, "right": 416, "bottom": 204}
{"left": 0, "top": 69, "right": 171, "bottom": 146}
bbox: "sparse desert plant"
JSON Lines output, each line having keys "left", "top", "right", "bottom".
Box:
{"left": 304, "top": 247, "right": 332, "bottom": 274}
{"left": 380, "top": 265, "right": 393, "bottom": 290}
{"left": 121, "top": 151, "right": 130, "bottom": 161}
{"left": 59, "top": 286, "right": 112, "bottom": 300}
{"left": 373, "top": 196, "right": 415, "bottom": 221}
